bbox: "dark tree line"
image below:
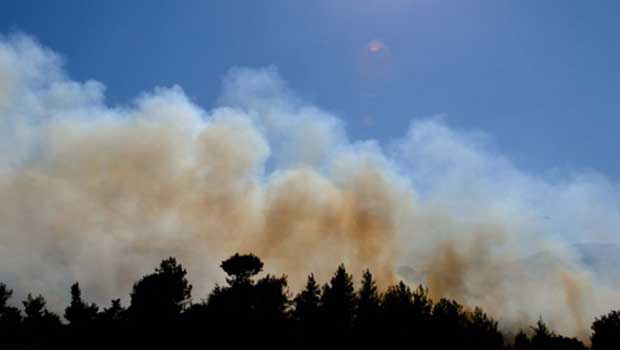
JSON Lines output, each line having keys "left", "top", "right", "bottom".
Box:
{"left": 0, "top": 253, "right": 618, "bottom": 349}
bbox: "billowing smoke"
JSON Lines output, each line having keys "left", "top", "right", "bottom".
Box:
{"left": 1, "top": 34, "right": 619, "bottom": 338}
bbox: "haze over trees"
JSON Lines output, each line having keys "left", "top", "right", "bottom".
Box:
{"left": 0, "top": 253, "right": 618, "bottom": 350}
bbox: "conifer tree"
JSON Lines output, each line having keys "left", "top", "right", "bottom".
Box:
{"left": 0, "top": 283, "right": 22, "bottom": 344}
{"left": 467, "top": 307, "right": 504, "bottom": 350}
{"left": 591, "top": 310, "right": 620, "bottom": 350}
{"left": 100, "top": 299, "right": 125, "bottom": 322}
{"left": 293, "top": 274, "right": 321, "bottom": 323}
{"left": 129, "top": 257, "right": 192, "bottom": 323}
{"left": 514, "top": 331, "right": 532, "bottom": 350}
{"left": 321, "top": 264, "right": 357, "bottom": 339}
{"left": 356, "top": 270, "right": 381, "bottom": 328}
{"left": 531, "top": 318, "right": 553, "bottom": 350}
{"left": 22, "top": 294, "right": 62, "bottom": 346}
{"left": 64, "top": 282, "right": 99, "bottom": 326}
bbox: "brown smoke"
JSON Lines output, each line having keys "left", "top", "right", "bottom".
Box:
{"left": 1, "top": 35, "right": 620, "bottom": 341}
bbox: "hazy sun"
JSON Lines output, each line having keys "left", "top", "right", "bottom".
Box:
{"left": 367, "top": 40, "right": 385, "bottom": 53}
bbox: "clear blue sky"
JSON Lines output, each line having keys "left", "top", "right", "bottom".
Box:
{"left": 1, "top": 0, "right": 619, "bottom": 178}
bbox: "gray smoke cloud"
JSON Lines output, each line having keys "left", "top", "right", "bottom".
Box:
{"left": 1, "top": 34, "right": 619, "bottom": 339}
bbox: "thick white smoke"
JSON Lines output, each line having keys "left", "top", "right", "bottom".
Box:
{"left": 1, "top": 34, "right": 619, "bottom": 338}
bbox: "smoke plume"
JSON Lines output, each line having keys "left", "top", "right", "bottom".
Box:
{"left": 1, "top": 34, "right": 619, "bottom": 338}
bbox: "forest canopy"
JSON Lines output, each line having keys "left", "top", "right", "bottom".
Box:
{"left": 0, "top": 253, "right": 618, "bottom": 350}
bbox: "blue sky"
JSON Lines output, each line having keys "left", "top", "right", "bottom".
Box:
{"left": 1, "top": 0, "right": 619, "bottom": 178}
{"left": 3, "top": 2, "right": 620, "bottom": 329}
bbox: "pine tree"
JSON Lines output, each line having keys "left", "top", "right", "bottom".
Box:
{"left": 129, "top": 257, "right": 192, "bottom": 323}
{"left": 64, "top": 282, "right": 99, "bottom": 326}
{"left": 356, "top": 270, "right": 381, "bottom": 329}
{"left": 383, "top": 281, "right": 413, "bottom": 315}
{"left": 321, "top": 264, "right": 357, "bottom": 339}
{"left": 254, "top": 274, "right": 289, "bottom": 320}
{"left": 432, "top": 298, "right": 467, "bottom": 348}
{"left": 514, "top": 331, "right": 532, "bottom": 350}
{"left": 23, "top": 294, "right": 46, "bottom": 320}
{"left": 467, "top": 307, "right": 504, "bottom": 350}
{"left": 354, "top": 270, "right": 381, "bottom": 345}
{"left": 220, "top": 253, "right": 263, "bottom": 286}
{"left": 0, "top": 283, "right": 22, "bottom": 344}
{"left": 21, "top": 294, "right": 62, "bottom": 345}
{"left": 0, "top": 283, "right": 11, "bottom": 309}
{"left": 591, "top": 310, "right": 620, "bottom": 350}
{"left": 293, "top": 274, "right": 321, "bottom": 323}
{"left": 411, "top": 284, "right": 432, "bottom": 321}
{"left": 531, "top": 318, "right": 553, "bottom": 350}
{"left": 382, "top": 281, "right": 415, "bottom": 343}
{"left": 100, "top": 299, "right": 125, "bottom": 322}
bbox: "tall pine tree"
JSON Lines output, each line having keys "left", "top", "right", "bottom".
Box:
{"left": 320, "top": 264, "right": 357, "bottom": 342}
{"left": 354, "top": 270, "right": 381, "bottom": 345}
{"left": 355, "top": 270, "right": 381, "bottom": 329}
{"left": 64, "top": 282, "right": 99, "bottom": 326}
{"left": 294, "top": 274, "right": 321, "bottom": 323}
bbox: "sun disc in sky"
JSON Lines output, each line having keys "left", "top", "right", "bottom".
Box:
{"left": 367, "top": 40, "right": 386, "bottom": 53}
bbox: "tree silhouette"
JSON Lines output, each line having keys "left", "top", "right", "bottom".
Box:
{"left": 382, "top": 281, "right": 416, "bottom": 344}
{"left": 320, "top": 264, "right": 357, "bottom": 343}
{"left": 207, "top": 254, "right": 291, "bottom": 347}
{"left": 382, "top": 281, "right": 413, "bottom": 315}
{"left": 0, "top": 283, "right": 22, "bottom": 345}
{"left": 63, "top": 282, "right": 100, "bottom": 349}
{"left": 383, "top": 281, "right": 415, "bottom": 313}
{"left": 99, "top": 299, "right": 125, "bottom": 322}
{"left": 23, "top": 294, "right": 45, "bottom": 320}
{"left": 0, "top": 253, "right": 617, "bottom": 349}
{"left": 528, "top": 318, "right": 586, "bottom": 350}
{"left": 294, "top": 274, "right": 321, "bottom": 322}
{"left": 0, "top": 283, "right": 12, "bottom": 308}
{"left": 253, "top": 274, "right": 290, "bottom": 345}
{"left": 411, "top": 284, "right": 433, "bottom": 319}
{"left": 220, "top": 253, "right": 263, "bottom": 286}
{"left": 293, "top": 274, "right": 321, "bottom": 345}
{"left": 514, "top": 330, "right": 532, "bottom": 350}
{"left": 356, "top": 270, "right": 381, "bottom": 324}
{"left": 467, "top": 307, "right": 504, "bottom": 350}
{"left": 531, "top": 318, "right": 553, "bottom": 350}
{"left": 553, "top": 336, "right": 587, "bottom": 350}
{"left": 208, "top": 254, "right": 264, "bottom": 317}
{"left": 129, "top": 257, "right": 192, "bottom": 323}
{"left": 22, "top": 294, "right": 61, "bottom": 327}
{"left": 354, "top": 270, "right": 382, "bottom": 346}
{"left": 96, "top": 298, "right": 127, "bottom": 349}
{"left": 253, "top": 274, "right": 289, "bottom": 320}
{"left": 21, "top": 294, "right": 62, "bottom": 348}
{"left": 591, "top": 310, "right": 620, "bottom": 350}
{"left": 432, "top": 298, "right": 467, "bottom": 348}
{"left": 64, "top": 282, "right": 99, "bottom": 326}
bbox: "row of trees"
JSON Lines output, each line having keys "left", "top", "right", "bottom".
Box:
{"left": 0, "top": 253, "right": 618, "bottom": 349}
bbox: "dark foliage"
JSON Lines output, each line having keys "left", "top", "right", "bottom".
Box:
{"left": 21, "top": 294, "right": 62, "bottom": 348}
{"left": 515, "top": 330, "right": 532, "bottom": 350}
{"left": 0, "top": 283, "right": 22, "bottom": 345}
{"left": 382, "top": 280, "right": 416, "bottom": 343}
{"left": 220, "top": 253, "right": 264, "bottom": 285}
{"left": 128, "top": 257, "right": 192, "bottom": 323}
{"left": 293, "top": 273, "right": 321, "bottom": 323}
{"left": 0, "top": 253, "right": 613, "bottom": 350}
{"left": 320, "top": 264, "right": 357, "bottom": 344}
{"left": 292, "top": 273, "right": 321, "bottom": 346}
{"left": 467, "top": 307, "right": 504, "bottom": 350}
{"left": 354, "top": 269, "right": 381, "bottom": 344}
{"left": 65, "top": 282, "right": 99, "bottom": 326}
{"left": 591, "top": 310, "right": 620, "bottom": 350}
{"left": 512, "top": 319, "right": 587, "bottom": 350}
{"left": 204, "top": 254, "right": 289, "bottom": 347}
